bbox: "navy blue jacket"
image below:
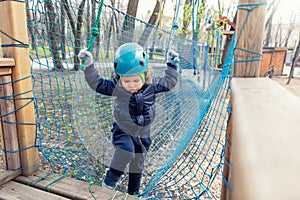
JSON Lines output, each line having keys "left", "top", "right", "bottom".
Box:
{"left": 84, "top": 63, "right": 178, "bottom": 138}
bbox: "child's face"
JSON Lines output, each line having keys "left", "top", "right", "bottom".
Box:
{"left": 121, "top": 75, "right": 144, "bottom": 93}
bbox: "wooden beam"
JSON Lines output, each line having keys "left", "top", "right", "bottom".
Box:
{"left": 231, "top": 78, "right": 300, "bottom": 200}
{"left": 0, "top": 58, "right": 15, "bottom": 67}
{"left": 0, "top": 76, "right": 21, "bottom": 170}
{"left": 234, "top": 0, "right": 267, "bottom": 77}
{"left": 0, "top": 1, "right": 39, "bottom": 175}
{"left": 0, "top": 181, "right": 70, "bottom": 200}
{"left": 15, "top": 170, "right": 139, "bottom": 200}
{"left": 0, "top": 170, "right": 21, "bottom": 186}
{"left": 221, "top": 31, "right": 234, "bottom": 36}
{"left": 0, "top": 58, "right": 14, "bottom": 75}
{"left": 0, "top": 68, "right": 12, "bottom": 76}
{"left": 0, "top": 58, "right": 14, "bottom": 172}
{"left": 0, "top": 108, "right": 5, "bottom": 171}
{"left": 220, "top": 100, "right": 232, "bottom": 200}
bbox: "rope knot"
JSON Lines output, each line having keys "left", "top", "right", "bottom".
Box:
{"left": 172, "top": 23, "right": 179, "bottom": 30}
{"left": 91, "top": 27, "right": 99, "bottom": 37}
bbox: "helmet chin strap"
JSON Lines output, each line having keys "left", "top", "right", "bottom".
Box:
{"left": 139, "top": 72, "right": 146, "bottom": 84}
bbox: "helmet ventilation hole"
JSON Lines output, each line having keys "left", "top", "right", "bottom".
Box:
{"left": 140, "top": 60, "right": 145, "bottom": 66}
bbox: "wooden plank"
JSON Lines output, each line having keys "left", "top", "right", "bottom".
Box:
{"left": 0, "top": 100, "right": 5, "bottom": 172}
{"left": 0, "top": 0, "right": 39, "bottom": 175}
{"left": 231, "top": 78, "right": 300, "bottom": 200}
{"left": 0, "top": 58, "right": 14, "bottom": 75}
{"left": 0, "top": 58, "right": 15, "bottom": 67}
{"left": 0, "top": 76, "right": 21, "bottom": 170}
{"left": 221, "top": 31, "right": 234, "bottom": 36}
{"left": 0, "top": 181, "right": 70, "bottom": 200}
{"left": 0, "top": 67, "right": 12, "bottom": 76}
{"left": 15, "top": 170, "right": 138, "bottom": 200}
{"left": 220, "top": 100, "right": 232, "bottom": 200}
{"left": 0, "top": 170, "right": 21, "bottom": 186}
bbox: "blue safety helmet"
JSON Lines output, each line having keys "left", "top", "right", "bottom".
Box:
{"left": 114, "top": 43, "right": 148, "bottom": 76}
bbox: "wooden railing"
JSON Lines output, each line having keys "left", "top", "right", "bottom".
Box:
{"left": 0, "top": 0, "right": 39, "bottom": 177}
{"left": 0, "top": 58, "right": 23, "bottom": 185}
{"left": 228, "top": 78, "right": 300, "bottom": 200}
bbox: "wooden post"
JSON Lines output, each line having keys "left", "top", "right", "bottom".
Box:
{"left": 0, "top": 1, "right": 39, "bottom": 175}
{"left": 220, "top": 101, "right": 232, "bottom": 200}
{"left": 0, "top": 74, "right": 21, "bottom": 171}
{"left": 234, "top": 0, "right": 267, "bottom": 77}
{"left": 222, "top": 0, "right": 268, "bottom": 198}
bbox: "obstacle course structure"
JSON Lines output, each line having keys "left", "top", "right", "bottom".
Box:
{"left": 4, "top": 1, "right": 299, "bottom": 200}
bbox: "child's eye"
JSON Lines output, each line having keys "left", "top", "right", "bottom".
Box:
{"left": 134, "top": 79, "right": 140, "bottom": 83}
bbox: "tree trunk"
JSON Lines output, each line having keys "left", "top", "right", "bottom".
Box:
{"left": 119, "top": 0, "right": 139, "bottom": 45}
{"left": 26, "top": 2, "right": 36, "bottom": 51}
{"left": 61, "top": 5, "right": 66, "bottom": 60}
{"left": 274, "top": 21, "right": 281, "bottom": 47}
{"left": 283, "top": 15, "right": 296, "bottom": 47}
{"left": 95, "top": 16, "right": 101, "bottom": 59}
{"left": 264, "top": 0, "right": 281, "bottom": 47}
{"left": 74, "top": 0, "right": 87, "bottom": 70}
{"left": 219, "top": 13, "right": 237, "bottom": 69}
{"left": 86, "top": 0, "right": 91, "bottom": 44}
{"left": 62, "top": 0, "right": 86, "bottom": 71}
{"left": 138, "top": 0, "right": 163, "bottom": 46}
{"left": 287, "top": 34, "right": 300, "bottom": 84}
{"left": 106, "top": 0, "right": 116, "bottom": 58}
{"left": 45, "top": 0, "right": 62, "bottom": 69}
{"left": 197, "top": 0, "right": 206, "bottom": 40}
{"left": 181, "top": 0, "right": 192, "bottom": 38}
{"left": 91, "top": 0, "right": 96, "bottom": 46}
{"left": 264, "top": 15, "right": 273, "bottom": 46}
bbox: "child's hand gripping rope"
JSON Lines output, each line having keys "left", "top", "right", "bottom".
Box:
{"left": 167, "top": 49, "right": 180, "bottom": 67}
{"left": 78, "top": 49, "right": 94, "bottom": 70}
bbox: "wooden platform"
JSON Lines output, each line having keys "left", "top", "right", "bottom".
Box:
{"left": 0, "top": 170, "right": 138, "bottom": 200}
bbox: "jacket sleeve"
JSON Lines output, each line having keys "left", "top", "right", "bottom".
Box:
{"left": 84, "top": 63, "right": 118, "bottom": 96}
{"left": 153, "top": 63, "right": 178, "bottom": 93}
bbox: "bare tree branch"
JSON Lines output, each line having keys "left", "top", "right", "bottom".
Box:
{"left": 287, "top": 34, "right": 300, "bottom": 84}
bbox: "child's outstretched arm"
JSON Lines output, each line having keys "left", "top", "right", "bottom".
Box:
{"left": 78, "top": 49, "right": 117, "bottom": 96}
{"left": 153, "top": 49, "right": 180, "bottom": 93}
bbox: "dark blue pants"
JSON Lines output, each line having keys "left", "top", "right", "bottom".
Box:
{"left": 104, "top": 123, "right": 152, "bottom": 195}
